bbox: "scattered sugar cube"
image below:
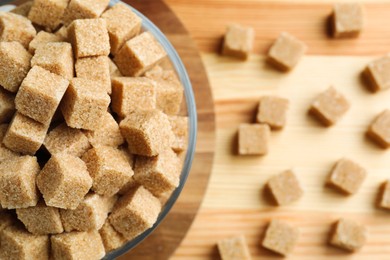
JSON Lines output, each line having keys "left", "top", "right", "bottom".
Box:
{"left": 262, "top": 219, "right": 300, "bottom": 256}
{"left": 3, "top": 112, "right": 49, "bottom": 155}
{"left": 55, "top": 25, "right": 69, "bottom": 41}
{"left": 169, "top": 116, "right": 188, "bottom": 153}
{"left": 378, "top": 180, "right": 390, "bottom": 209}
{"left": 63, "top": 0, "right": 110, "bottom": 25}
{"left": 111, "top": 77, "right": 157, "bottom": 117}
{"left": 267, "top": 170, "right": 303, "bottom": 206}
{"left": 51, "top": 230, "right": 105, "bottom": 260}
{"left": 0, "top": 42, "right": 31, "bottom": 93}
{"left": 257, "top": 96, "right": 289, "bottom": 130}
{"left": 84, "top": 113, "right": 124, "bottom": 148}
{"left": 310, "top": 87, "right": 350, "bottom": 126}
{"left": 10, "top": 1, "right": 33, "bottom": 17}
{"left": 28, "top": 31, "right": 63, "bottom": 54}
{"left": 0, "top": 124, "right": 19, "bottom": 161}
{"left": 69, "top": 18, "right": 110, "bottom": 58}
{"left": 330, "top": 218, "right": 367, "bottom": 251}
{"left": 238, "top": 123, "right": 270, "bottom": 155}
{"left": 0, "top": 12, "right": 36, "bottom": 48}
{"left": 16, "top": 200, "right": 63, "bottom": 235}
{"left": 0, "top": 88, "right": 15, "bottom": 124}
{"left": 217, "top": 235, "right": 252, "bottom": 260}
{"left": 327, "top": 158, "right": 367, "bottom": 195}
{"left": 36, "top": 153, "right": 92, "bottom": 210}
{"left": 0, "top": 211, "right": 13, "bottom": 232}
{"left": 0, "top": 156, "right": 39, "bottom": 209}
{"left": 364, "top": 56, "right": 390, "bottom": 92}
{"left": 28, "top": 0, "right": 68, "bottom": 31}
{"left": 268, "top": 32, "right": 307, "bottom": 71}
{"left": 332, "top": 3, "right": 364, "bottom": 38}
{"left": 61, "top": 78, "right": 110, "bottom": 130}
{"left": 109, "top": 58, "right": 123, "bottom": 77}
{"left": 114, "top": 32, "right": 167, "bottom": 77}
{"left": 15, "top": 66, "right": 69, "bottom": 125}
{"left": 109, "top": 186, "right": 161, "bottom": 240}
{"left": 367, "top": 110, "right": 390, "bottom": 148}
{"left": 82, "top": 146, "right": 134, "bottom": 196}
{"left": 119, "top": 110, "right": 174, "bottom": 156}
{"left": 99, "top": 220, "right": 127, "bottom": 253}
{"left": 76, "top": 56, "right": 111, "bottom": 94}
{"left": 60, "top": 194, "right": 116, "bottom": 232}
{"left": 222, "top": 24, "right": 254, "bottom": 60}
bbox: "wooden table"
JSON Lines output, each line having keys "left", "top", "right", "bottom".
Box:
{"left": 165, "top": 0, "right": 390, "bottom": 259}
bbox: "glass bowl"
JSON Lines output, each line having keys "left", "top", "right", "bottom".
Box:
{"left": 1, "top": 0, "right": 197, "bottom": 259}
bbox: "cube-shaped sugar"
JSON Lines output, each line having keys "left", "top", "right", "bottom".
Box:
{"left": 222, "top": 24, "right": 254, "bottom": 60}
{"left": 114, "top": 32, "right": 167, "bottom": 77}
{"left": 364, "top": 56, "right": 390, "bottom": 92}
{"left": 217, "top": 235, "right": 252, "bottom": 260}
{"left": 0, "top": 124, "right": 19, "bottom": 161}
{"left": 257, "top": 96, "right": 289, "bottom": 130}
{"left": 55, "top": 25, "right": 69, "bottom": 41}
{"left": 36, "top": 153, "right": 92, "bottom": 209}
{"left": 0, "top": 12, "right": 36, "bottom": 48}
{"left": 109, "top": 58, "right": 123, "bottom": 77}
{"left": 332, "top": 3, "right": 364, "bottom": 38}
{"left": 63, "top": 0, "right": 110, "bottom": 25}
{"left": 0, "top": 88, "right": 15, "bottom": 124}
{"left": 28, "top": 31, "right": 63, "bottom": 54}
{"left": 367, "top": 110, "right": 390, "bottom": 148}
{"left": 15, "top": 66, "right": 69, "bottom": 125}
{"left": 10, "top": 1, "right": 33, "bottom": 17}
{"left": 76, "top": 56, "right": 111, "bottom": 94}
{"left": 28, "top": 0, "right": 68, "bottom": 31}
{"left": 169, "top": 116, "right": 188, "bottom": 153}
{"left": 238, "top": 123, "right": 270, "bottom": 155}
{"left": 99, "top": 220, "right": 127, "bottom": 252}
{"left": 330, "top": 218, "right": 367, "bottom": 251}
{"left": 84, "top": 113, "right": 124, "bottom": 148}
{"left": 379, "top": 180, "right": 390, "bottom": 209}
{"left": 267, "top": 170, "right": 303, "bottom": 206}
{"left": 262, "top": 220, "right": 300, "bottom": 256}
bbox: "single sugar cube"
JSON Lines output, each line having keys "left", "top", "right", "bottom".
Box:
{"left": 60, "top": 194, "right": 116, "bottom": 232}
{"left": 15, "top": 66, "right": 69, "bottom": 125}
{"left": 238, "top": 123, "right": 270, "bottom": 155}
{"left": 84, "top": 113, "right": 124, "bottom": 148}
{"left": 16, "top": 200, "right": 63, "bottom": 235}
{"left": 99, "top": 220, "right": 127, "bottom": 253}
{"left": 10, "top": 1, "right": 33, "bottom": 17}
{"left": 0, "top": 88, "right": 15, "bottom": 124}
{"left": 51, "top": 230, "right": 105, "bottom": 260}
{"left": 36, "top": 153, "right": 92, "bottom": 210}
{"left": 0, "top": 12, "right": 36, "bottom": 48}
{"left": 222, "top": 24, "right": 254, "bottom": 60}
{"left": 101, "top": 3, "right": 142, "bottom": 55}
{"left": 63, "top": 0, "right": 110, "bottom": 25}
{"left": 69, "top": 18, "right": 110, "bottom": 58}
{"left": 330, "top": 218, "right": 367, "bottom": 251}
{"left": 44, "top": 123, "right": 91, "bottom": 157}
{"left": 28, "top": 31, "right": 63, "bottom": 54}
{"left": 332, "top": 3, "right": 364, "bottom": 38}
{"left": 327, "top": 158, "right": 367, "bottom": 195}
{"left": 111, "top": 77, "right": 157, "bottom": 117}
{"left": 267, "top": 32, "right": 307, "bottom": 71}
{"left": 262, "top": 219, "right": 300, "bottom": 256}
{"left": 217, "top": 235, "right": 252, "bottom": 260}
{"left": 310, "top": 87, "right": 350, "bottom": 126}
{"left": 82, "top": 146, "right": 134, "bottom": 196}
{"left": 367, "top": 110, "right": 390, "bottom": 148}
{"left": 0, "top": 156, "right": 39, "bottom": 209}
{"left": 3, "top": 112, "right": 49, "bottom": 155}
{"left": 257, "top": 96, "right": 289, "bottom": 130}
{"left": 0, "top": 124, "right": 19, "bottom": 161}
{"left": 76, "top": 56, "right": 111, "bottom": 94}
{"left": 169, "top": 116, "right": 189, "bottom": 153}
{"left": 0, "top": 225, "right": 49, "bottom": 260}
{"left": 0, "top": 42, "right": 31, "bottom": 93}
{"left": 119, "top": 110, "right": 174, "bottom": 156}
{"left": 55, "top": 25, "right": 69, "bottom": 41}
{"left": 114, "top": 32, "right": 167, "bottom": 77}
{"left": 134, "top": 149, "right": 181, "bottom": 197}
{"left": 109, "top": 186, "right": 161, "bottom": 240}
{"left": 267, "top": 170, "right": 303, "bottom": 206}
{"left": 109, "top": 58, "right": 123, "bottom": 77}
{"left": 364, "top": 56, "right": 390, "bottom": 92}
{"left": 378, "top": 180, "right": 390, "bottom": 209}
{"left": 61, "top": 78, "right": 111, "bottom": 130}
{"left": 28, "top": 0, "right": 68, "bottom": 31}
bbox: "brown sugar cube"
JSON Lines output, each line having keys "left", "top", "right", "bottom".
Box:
{"left": 51, "top": 230, "right": 105, "bottom": 260}
{"left": 238, "top": 123, "right": 270, "bottom": 155}
{"left": 31, "top": 42, "right": 74, "bottom": 80}
{"left": 327, "top": 158, "right": 367, "bottom": 195}
{"left": 82, "top": 146, "right": 134, "bottom": 196}
{"left": 119, "top": 110, "right": 174, "bottom": 156}
{"left": 0, "top": 156, "right": 39, "bottom": 209}
{"left": 28, "top": 0, "right": 68, "bottom": 31}
{"left": 84, "top": 113, "right": 124, "bottom": 148}
{"left": 267, "top": 170, "right": 303, "bottom": 206}
{"left": 63, "top": 0, "right": 110, "bottom": 25}
{"left": 61, "top": 78, "right": 110, "bottom": 130}
{"left": 114, "top": 32, "right": 167, "bottom": 77}
{"left": 101, "top": 3, "right": 142, "bottom": 55}
{"left": 76, "top": 56, "right": 111, "bottom": 94}
{"left": 44, "top": 123, "right": 91, "bottom": 157}
{"left": 3, "top": 112, "right": 49, "bottom": 155}
{"left": 0, "top": 225, "right": 49, "bottom": 260}
{"left": 69, "top": 18, "right": 110, "bottom": 58}
{"left": 0, "top": 12, "right": 36, "bottom": 48}
{"left": 330, "top": 218, "right": 367, "bottom": 251}
{"left": 0, "top": 124, "right": 19, "bottom": 161}
{"left": 28, "top": 31, "right": 63, "bottom": 54}
{"left": 109, "top": 58, "right": 123, "bottom": 77}
{"left": 0, "top": 211, "right": 13, "bottom": 232}
{"left": 332, "top": 3, "right": 364, "bottom": 38}
{"left": 0, "top": 42, "right": 31, "bottom": 93}
{"left": 222, "top": 24, "right": 254, "bottom": 60}
{"left": 111, "top": 77, "right": 157, "bottom": 117}
{"left": 15, "top": 66, "right": 69, "bottom": 125}
{"left": 257, "top": 96, "right": 289, "bottom": 130}
{"left": 367, "top": 110, "right": 390, "bottom": 148}
{"left": 310, "top": 87, "right": 350, "bottom": 126}
{"left": 217, "top": 235, "right": 252, "bottom": 260}
{"left": 145, "top": 65, "right": 163, "bottom": 79}
{"left": 169, "top": 116, "right": 189, "bottom": 153}
{"left": 36, "top": 153, "right": 92, "bottom": 210}
{"left": 16, "top": 200, "right": 63, "bottom": 235}
{"left": 99, "top": 220, "right": 127, "bottom": 253}
{"left": 262, "top": 219, "right": 300, "bottom": 256}
{"left": 364, "top": 56, "right": 390, "bottom": 92}
{"left": 11, "top": 1, "right": 33, "bottom": 17}
{"left": 60, "top": 194, "right": 116, "bottom": 232}
{"left": 0, "top": 88, "right": 15, "bottom": 124}
{"left": 267, "top": 32, "right": 307, "bottom": 71}
{"left": 134, "top": 149, "right": 181, "bottom": 197}
{"left": 55, "top": 25, "right": 69, "bottom": 41}
{"left": 109, "top": 185, "right": 161, "bottom": 240}
{"left": 378, "top": 180, "right": 390, "bottom": 209}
